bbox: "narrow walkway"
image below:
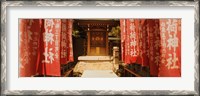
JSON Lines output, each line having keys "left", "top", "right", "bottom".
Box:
{"left": 81, "top": 70, "right": 118, "bottom": 77}
{"left": 73, "top": 56, "right": 114, "bottom": 75}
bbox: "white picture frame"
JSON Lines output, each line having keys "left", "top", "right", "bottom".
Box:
{"left": 1, "top": 1, "right": 199, "bottom": 95}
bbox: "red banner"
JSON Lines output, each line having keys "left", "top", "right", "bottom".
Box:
{"left": 158, "top": 19, "right": 181, "bottom": 77}
{"left": 120, "top": 19, "right": 126, "bottom": 62}
{"left": 67, "top": 20, "right": 74, "bottom": 62}
{"left": 123, "top": 19, "right": 141, "bottom": 64}
{"left": 120, "top": 19, "right": 181, "bottom": 77}
{"left": 19, "top": 19, "right": 42, "bottom": 77}
{"left": 124, "top": 20, "right": 130, "bottom": 64}
{"left": 20, "top": 19, "right": 75, "bottom": 77}
{"left": 147, "top": 19, "right": 160, "bottom": 76}
{"left": 139, "top": 19, "right": 149, "bottom": 67}
{"left": 60, "top": 19, "right": 68, "bottom": 64}
{"left": 38, "top": 19, "right": 61, "bottom": 76}
{"left": 60, "top": 19, "right": 74, "bottom": 64}
{"left": 134, "top": 19, "right": 142, "bottom": 64}
{"left": 128, "top": 19, "right": 137, "bottom": 63}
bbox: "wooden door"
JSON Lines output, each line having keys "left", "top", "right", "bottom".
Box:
{"left": 88, "top": 31, "right": 108, "bottom": 56}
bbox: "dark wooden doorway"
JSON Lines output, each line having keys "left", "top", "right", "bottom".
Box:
{"left": 89, "top": 31, "right": 107, "bottom": 55}
{"left": 74, "top": 19, "right": 119, "bottom": 56}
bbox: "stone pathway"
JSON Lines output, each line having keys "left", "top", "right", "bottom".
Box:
{"left": 73, "top": 61, "right": 113, "bottom": 74}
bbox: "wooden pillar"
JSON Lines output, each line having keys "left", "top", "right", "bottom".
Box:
{"left": 87, "top": 24, "right": 90, "bottom": 56}
{"left": 87, "top": 31, "right": 90, "bottom": 55}
{"left": 106, "top": 25, "right": 109, "bottom": 56}
{"left": 106, "top": 31, "right": 108, "bottom": 55}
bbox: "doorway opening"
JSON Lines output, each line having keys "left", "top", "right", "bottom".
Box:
{"left": 72, "top": 19, "right": 120, "bottom": 61}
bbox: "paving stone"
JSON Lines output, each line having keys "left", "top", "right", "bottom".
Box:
{"left": 74, "top": 61, "right": 113, "bottom": 74}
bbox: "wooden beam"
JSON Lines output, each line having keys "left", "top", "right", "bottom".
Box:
{"left": 77, "top": 20, "right": 119, "bottom": 26}
{"left": 85, "top": 29, "right": 108, "bottom": 32}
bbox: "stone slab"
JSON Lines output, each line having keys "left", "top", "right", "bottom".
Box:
{"left": 78, "top": 56, "right": 112, "bottom": 61}
{"left": 81, "top": 70, "right": 118, "bottom": 77}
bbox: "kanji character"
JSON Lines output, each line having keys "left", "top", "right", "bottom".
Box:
{"left": 43, "top": 32, "right": 54, "bottom": 45}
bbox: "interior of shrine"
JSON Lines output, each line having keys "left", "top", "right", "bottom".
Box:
{"left": 19, "top": 19, "right": 181, "bottom": 77}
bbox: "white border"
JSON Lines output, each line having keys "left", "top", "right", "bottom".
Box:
{"left": 7, "top": 6, "right": 194, "bottom": 90}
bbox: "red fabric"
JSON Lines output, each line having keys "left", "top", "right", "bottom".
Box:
{"left": 120, "top": 19, "right": 181, "bottom": 77}
{"left": 124, "top": 19, "right": 130, "bottom": 64}
{"left": 122, "top": 19, "right": 141, "bottom": 64}
{"left": 158, "top": 19, "right": 181, "bottom": 77}
{"left": 19, "top": 19, "right": 42, "bottom": 77}
{"left": 60, "top": 19, "right": 74, "bottom": 64}
{"left": 147, "top": 19, "right": 160, "bottom": 76}
{"left": 139, "top": 19, "right": 149, "bottom": 66}
{"left": 20, "top": 19, "right": 74, "bottom": 77}
{"left": 120, "top": 19, "right": 126, "bottom": 62}
{"left": 127, "top": 19, "right": 138, "bottom": 64}
{"left": 134, "top": 20, "right": 142, "bottom": 64}
{"left": 67, "top": 20, "right": 74, "bottom": 62}
{"left": 60, "top": 20, "right": 68, "bottom": 64}
{"left": 38, "top": 19, "right": 61, "bottom": 76}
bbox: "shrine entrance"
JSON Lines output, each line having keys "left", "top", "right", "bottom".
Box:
{"left": 73, "top": 20, "right": 120, "bottom": 56}
{"left": 88, "top": 31, "right": 107, "bottom": 55}
{"left": 72, "top": 20, "right": 120, "bottom": 76}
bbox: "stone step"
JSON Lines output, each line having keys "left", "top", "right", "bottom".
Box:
{"left": 81, "top": 70, "right": 118, "bottom": 77}
{"left": 78, "top": 56, "right": 112, "bottom": 61}
{"left": 73, "top": 61, "right": 113, "bottom": 74}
